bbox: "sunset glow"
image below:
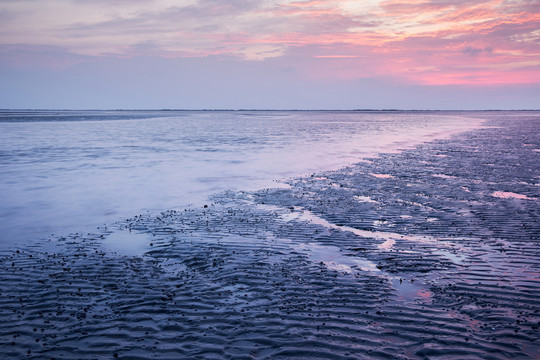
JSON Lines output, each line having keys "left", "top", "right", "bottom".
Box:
{"left": 1, "top": 0, "right": 539, "bottom": 108}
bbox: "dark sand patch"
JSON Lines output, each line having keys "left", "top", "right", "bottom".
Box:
{"left": 1, "top": 112, "right": 539, "bottom": 359}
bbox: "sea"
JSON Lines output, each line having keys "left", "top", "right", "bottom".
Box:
{"left": 0, "top": 110, "right": 484, "bottom": 248}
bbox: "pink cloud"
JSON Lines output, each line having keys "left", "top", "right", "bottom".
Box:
{"left": 2, "top": 0, "right": 538, "bottom": 86}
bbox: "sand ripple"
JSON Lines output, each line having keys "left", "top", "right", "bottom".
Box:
{"left": 1, "top": 112, "right": 539, "bottom": 359}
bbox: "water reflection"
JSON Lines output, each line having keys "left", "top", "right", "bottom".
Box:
{"left": 0, "top": 111, "right": 484, "bottom": 247}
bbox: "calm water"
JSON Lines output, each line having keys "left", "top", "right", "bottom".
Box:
{"left": 0, "top": 110, "right": 483, "bottom": 247}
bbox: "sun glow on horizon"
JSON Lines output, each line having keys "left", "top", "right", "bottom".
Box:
{"left": 1, "top": 0, "right": 539, "bottom": 108}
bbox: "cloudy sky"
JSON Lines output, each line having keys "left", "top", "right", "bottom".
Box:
{"left": 1, "top": 0, "right": 539, "bottom": 109}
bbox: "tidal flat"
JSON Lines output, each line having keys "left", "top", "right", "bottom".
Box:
{"left": 0, "top": 112, "right": 538, "bottom": 359}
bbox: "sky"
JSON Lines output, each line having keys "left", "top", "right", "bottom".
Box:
{"left": 1, "top": 0, "right": 539, "bottom": 109}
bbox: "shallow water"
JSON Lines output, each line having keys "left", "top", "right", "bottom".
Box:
{"left": 0, "top": 111, "right": 538, "bottom": 360}
{"left": 0, "top": 110, "right": 483, "bottom": 247}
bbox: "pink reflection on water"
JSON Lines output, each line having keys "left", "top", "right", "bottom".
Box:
{"left": 491, "top": 191, "right": 531, "bottom": 200}
{"left": 418, "top": 289, "right": 432, "bottom": 299}
{"left": 370, "top": 173, "right": 394, "bottom": 179}
{"left": 379, "top": 238, "right": 395, "bottom": 250}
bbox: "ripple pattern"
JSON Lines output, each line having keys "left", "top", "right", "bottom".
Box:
{"left": 0, "top": 112, "right": 539, "bottom": 359}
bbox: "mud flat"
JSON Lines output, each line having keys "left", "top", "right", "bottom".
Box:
{"left": 1, "top": 112, "right": 539, "bottom": 359}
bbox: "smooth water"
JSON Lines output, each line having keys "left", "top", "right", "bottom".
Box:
{"left": 0, "top": 110, "right": 483, "bottom": 247}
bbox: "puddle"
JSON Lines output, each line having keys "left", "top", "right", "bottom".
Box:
{"left": 433, "top": 174, "right": 457, "bottom": 179}
{"left": 280, "top": 207, "right": 432, "bottom": 246}
{"left": 354, "top": 195, "right": 378, "bottom": 203}
{"left": 271, "top": 206, "right": 470, "bottom": 265}
{"left": 255, "top": 203, "right": 466, "bottom": 301}
{"left": 293, "top": 242, "right": 434, "bottom": 302}
{"left": 491, "top": 191, "right": 532, "bottom": 200}
{"left": 379, "top": 238, "right": 396, "bottom": 250}
{"left": 292, "top": 243, "right": 381, "bottom": 273}
{"left": 254, "top": 203, "right": 443, "bottom": 305}
{"left": 158, "top": 258, "right": 188, "bottom": 274}
{"left": 370, "top": 173, "right": 394, "bottom": 179}
{"left": 391, "top": 278, "right": 431, "bottom": 301}
{"left": 101, "top": 229, "right": 153, "bottom": 256}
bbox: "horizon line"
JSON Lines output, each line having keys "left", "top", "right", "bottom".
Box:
{"left": 2, "top": 108, "right": 540, "bottom": 112}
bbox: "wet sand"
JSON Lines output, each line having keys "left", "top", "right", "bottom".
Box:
{"left": 1, "top": 112, "right": 539, "bottom": 359}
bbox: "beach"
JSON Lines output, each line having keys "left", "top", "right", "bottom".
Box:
{"left": 0, "top": 111, "right": 538, "bottom": 359}
{"left": 0, "top": 110, "right": 483, "bottom": 248}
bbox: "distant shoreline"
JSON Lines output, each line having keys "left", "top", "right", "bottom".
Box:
{"left": 2, "top": 108, "right": 540, "bottom": 112}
